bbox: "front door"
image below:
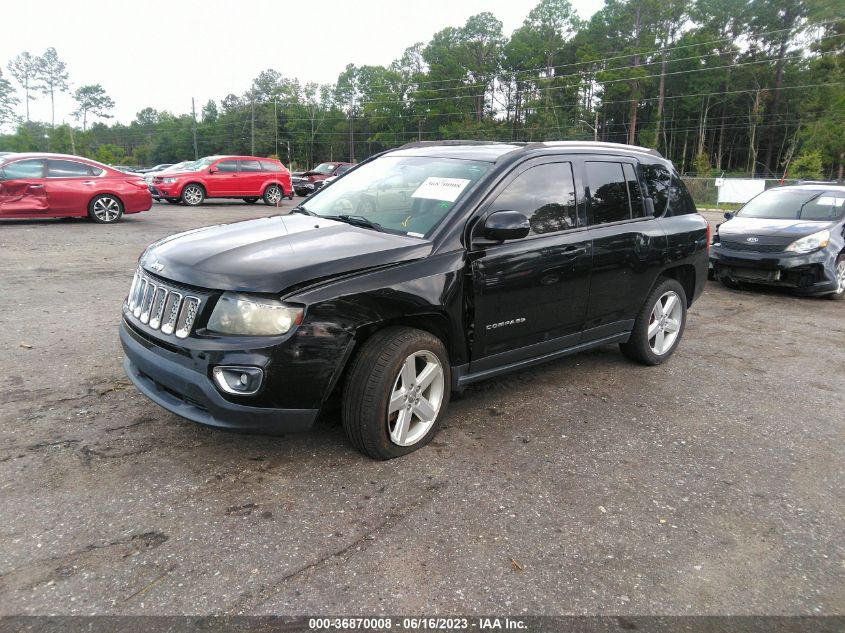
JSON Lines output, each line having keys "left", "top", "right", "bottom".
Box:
{"left": 206, "top": 159, "right": 240, "bottom": 196}
{"left": 469, "top": 159, "right": 593, "bottom": 373}
{"left": 0, "top": 158, "right": 48, "bottom": 215}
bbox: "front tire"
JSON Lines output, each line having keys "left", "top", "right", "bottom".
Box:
{"left": 88, "top": 194, "right": 123, "bottom": 223}
{"left": 827, "top": 256, "right": 845, "bottom": 300}
{"left": 263, "top": 184, "right": 283, "bottom": 206}
{"left": 620, "top": 277, "right": 687, "bottom": 366}
{"left": 342, "top": 327, "right": 450, "bottom": 460}
{"left": 165, "top": 198, "right": 181, "bottom": 205}
{"left": 181, "top": 184, "right": 205, "bottom": 206}
{"left": 243, "top": 197, "right": 259, "bottom": 204}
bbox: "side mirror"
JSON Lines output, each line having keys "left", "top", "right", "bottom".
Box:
{"left": 723, "top": 211, "right": 734, "bottom": 220}
{"left": 209, "top": 168, "right": 218, "bottom": 174}
{"left": 483, "top": 210, "right": 531, "bottom": 242}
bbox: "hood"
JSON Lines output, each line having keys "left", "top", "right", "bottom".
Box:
{"left": 140, "top": 214, "right": 432, "bottom": 293}
{"left": 719, "top": 216, "right": 834, "bottom": 241}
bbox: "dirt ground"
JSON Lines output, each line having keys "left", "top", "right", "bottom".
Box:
{"left": 0, "top": 201, "right": 842, "bottom": 615}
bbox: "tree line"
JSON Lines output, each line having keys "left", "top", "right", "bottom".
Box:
{"left": 0, "top": 0, "right": 842, "bottom": 179}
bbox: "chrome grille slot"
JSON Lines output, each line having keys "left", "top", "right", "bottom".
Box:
{"left": 125, "top": 268, "right": 203, "bottom": 340}
{"left": 160, "top": 292, "right": 183, "bottom": 335}
{"left": 175, "top": 297, "right": 201, "bottom": 339}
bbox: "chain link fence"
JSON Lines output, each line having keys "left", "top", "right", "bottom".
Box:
{"left": 681, "top": 177, "right": 800, "bottom": 209}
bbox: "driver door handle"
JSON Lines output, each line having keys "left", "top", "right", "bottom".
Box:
{"left": 28, "top": 184, "right": 45, "bottom": 189}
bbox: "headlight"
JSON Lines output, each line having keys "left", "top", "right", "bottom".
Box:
{"left": 207, "top": 292, "right": 303, "bottom": 336}
{"left": 785, "top": 229, "right": 830, "bottom": 254}
{"left": 162, "top": 177, "right": 178, "bottom": 184}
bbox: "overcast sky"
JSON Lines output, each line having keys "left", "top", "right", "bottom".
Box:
{"left": 1, "top": 0, "right": 603, "bottom": 127}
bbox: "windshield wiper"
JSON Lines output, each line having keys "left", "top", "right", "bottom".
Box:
{"left": 289, "top": 206, "right": 316, "bottom": 216}
{"left": 327, "top": 214, "right": 385, "bottom": 232}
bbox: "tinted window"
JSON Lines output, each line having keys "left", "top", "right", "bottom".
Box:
{"left": 336, "top": 165, "right": 352, "bottom": 175}
{"left": 668, "top": 174, "right": 696, "bottom": 216}
{"left": 260, "top": 160, "right": 282, "bottom": 172}
{"left": 2, "top": 159, "right": 45, "bottom": 179}
{"left": 587, "top": 162, "right": 630, "bottom": 224}
{"left": 239, "top": 160, "right": 262, "bottom": 172}
{"left": 216, "top": 160, "right": 238, "bottom": 173}
{"left": 641, "top": 163, "right": 670, "bottom": 215}
{"left": 489, "top": 162, "right": 578, "bottom": 235}
{"left": 623, "top": 163, "right": 645, "bottom": 218}
{"left": 47, "top": 159, "right": 94, "bottom": 178}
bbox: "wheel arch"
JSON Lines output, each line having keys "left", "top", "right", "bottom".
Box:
{"left": 659, "top": 263, "right": 697, "bottom": 306}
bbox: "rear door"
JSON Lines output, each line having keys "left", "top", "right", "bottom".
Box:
{"left": 206, "top": 159, "right": 239, "bottom": 196}
{"left": 469, "top": 159, "right": 593, "bottom": 373}
{"left": 45, "top": 159, "right": 101, "bottom": 214}
{"left": 0, "top": 158, "right": 48, "bottom": 215}
{"left": 237, "top": 159, "right": 264, "bottom": 196}
{"left": 581, "top": 157, "right": 667, "bottom": 339}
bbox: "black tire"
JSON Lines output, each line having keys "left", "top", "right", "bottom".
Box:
{"left": 827, "top": 256, "right": 845, "bottom": 300}
{"left": 263, "top": 184, "right": 283, "bottom": 206}
{"left": 165, "top": 198, "right": 181, "bottom": 205}
{"left": 720, "top": 276, "right": 742, "bottom": 290}
{"left": 342, "top": 327, "right": 451, "bottom": 460}
{"left": 87, "top": 194, "right": 123, "bottom": 223}
{"left": 620, "top": 277, "right": 688, "bottom": 366}
{"left": 180, "top": 183, "right": 205, "bottom": 206}
{"left": 243, "top": 197, "right": 259, "bottom": 204}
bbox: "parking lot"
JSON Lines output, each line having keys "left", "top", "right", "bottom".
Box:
{"left": 0, "top": 201, "right": 842, "bottom": 615}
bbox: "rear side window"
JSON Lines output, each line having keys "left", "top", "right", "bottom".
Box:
{"left": 47, "top": 159, "right": 96, "bottom": 178}
{"left": 260, "top": 160, "right": 282, "bottom": 172}
{"left": 586, "top": 161, "right": 630, "bottom": 224}
{"left": 640, "top": 163, "right": 670, "bottom": 215}
{"left": 668, "top": 174, "right": 696, "bottom": 216}
{"left": 216, "top": 160, "right": 238, "bottom": 173}
{"left": 489, "top": 162, "right": 578, "bottom": 235}
{"left": 239, "top": 160, "right": 262, "bottom": 172}
{"left": 2, "top": 159, "right": 45, "bottom": 179}
{"left": 623, "top": 163, "right": 645, "bottom": 218}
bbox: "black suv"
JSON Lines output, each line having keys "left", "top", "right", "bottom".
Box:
{"left": 120, "top": 141, "right": 708, "bottom": 459}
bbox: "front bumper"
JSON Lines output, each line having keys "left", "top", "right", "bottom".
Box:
{"left": 709, "top": 245, "right": 839, "bottom": 294}
{"left": 120, "top": 319, "right": 319, "bottom": 434}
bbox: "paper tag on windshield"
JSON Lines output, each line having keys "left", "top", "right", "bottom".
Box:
{"left": 411, "top": 177, "right": 471, "bottom": 202}
{"left": 817, "top": 196, "right": 845, "bottom": 207}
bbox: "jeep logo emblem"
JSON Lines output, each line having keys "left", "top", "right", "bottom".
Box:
{"left": 150, "top": 261, "right": 165, "bottom": 272}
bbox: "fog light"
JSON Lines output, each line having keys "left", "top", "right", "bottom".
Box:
{"left": 212, "top": 366, "right": 263, "bottom": 396}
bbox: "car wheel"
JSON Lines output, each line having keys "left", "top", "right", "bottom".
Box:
{"left": 720, "top": 276, "right": 742, "bottom": 290}
{"left": 263, "top": 184, "right": 283, "bottom": 206}
{"left": 88, "top": 194, "right": 124, "bottom": 223}
{"left": 165, "top": 198, "right": 181, "bottom": 205}
{"left": 620, "top": 277, "right": 687, "bottom": 366}
{"left": 243, "top": 197, "right": 259, "bottom": 204}
{"left": 827, "top": 256, "right": 845, "bottom": 300}
{"left": 342, "top": 327, "right": 450, "bottom": 460}
{"left": 181, "top": 184, "right": 205, "bottom": 206}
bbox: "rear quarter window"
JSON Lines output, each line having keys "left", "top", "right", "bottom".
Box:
{"left": 640, "top": 163, "right": 695, "bottom": 216}
{"left": 260, "top": 161, "right": 282, "bottom": 172}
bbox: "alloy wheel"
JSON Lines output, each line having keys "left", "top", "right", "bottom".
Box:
{"left": 183, "top": 185, "right": 203, "bottom": 205}
{"left": 265, "top": 186, "right": 282, "bottom": 204}
{"left": 92, "top": 196, "right": 121, "bottom": 222}
{"left": 387, "top": 351, "right": 444, "bottom": 447}
{"left": 647, "top": 290, "right": 683, "bottom": 355}
{"left": 836, "top": 260, "right": 845, "bottom": 295}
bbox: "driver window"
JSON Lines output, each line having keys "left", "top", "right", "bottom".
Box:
{"left": 216, "top": 160, "right": 238, "bottom": 173}
{"left": 2, "top": 159, "right": 46, "bottom": 179}
{"left": 489, "top": 162, "right": 577, "bottom": 235}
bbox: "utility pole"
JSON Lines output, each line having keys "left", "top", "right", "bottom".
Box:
{"left": 274, "top": 97, "right": 279, "bottom": 159}
{"left": 191, "top": 98, "right": 198, "bottom": 160}
{"left": 251, "top": 93, "right": 256, "bottom": 156}
{"left": 68, "top": 121, "right": 76, "bottom": 155}
{"left": 348, "top": 95, "right": 355, "bottom": 163}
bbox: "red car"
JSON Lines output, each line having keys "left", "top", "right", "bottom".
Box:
{"left": 149, "top": 155, "right": 292, "bottom": 206}
{"left": 0, "top": 153, "right": 152, "bottom": 223}
{"left": 292, "top": 162, "right": 355, "bottom": 196}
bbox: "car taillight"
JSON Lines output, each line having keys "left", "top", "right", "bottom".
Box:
{"left": 705, "top": 220, "right": 711, "bottom": 252}
{"left": 126, "top": 179, "right": 148, "bottom": 189}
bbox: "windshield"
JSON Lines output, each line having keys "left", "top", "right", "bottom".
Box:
{"left": 738, "top": 189, "right": 845, "bottom": 221}
{"left": 300, "top": 155, "right": 491, "bottom": 237}
{"left": 181, "top": 157, "right": 219, "bottom": 172}
{"left": 312, "top": 163, "right": 338, "bottom": 175}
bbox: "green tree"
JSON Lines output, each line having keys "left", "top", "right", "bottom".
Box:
{"left": 789, "top": 150, "right": 824, "bottom": 180}
{"left": 0, "top": 69, "right": 19, "bottom": 129}
{"left": 34, "top": 47, "right": 70, "bottom": 128}
{"left": 6, "top": 52, "right": 38, "bottom": 121}
{"left": 72, "top": 84, "right": 115, "bottom": 131}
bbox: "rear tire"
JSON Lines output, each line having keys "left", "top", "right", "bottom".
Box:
{"left": 263, "top": 184, "right": 283, "bottom": 206}
{"left": 620, "top": 277, "right": 687, "bottom": 366}
{"left": 165, "top": 198, "right": 181, "bottom": 205}
{"left": 342, "top": 327, "right": 450, "bottom": 460}
{"left": 88, "top": 194, "right": 123, "bottom": 223}
{"left": 181, "top": 184, "right": 205, "bottom": 206}
{"left": 720, "top": 276, "right": 742, "bottom": 290}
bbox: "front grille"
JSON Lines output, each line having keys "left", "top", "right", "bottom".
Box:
{"left": 718, "top": 239, "right": 785, "bottom": 253}
{"left": 126, "top": 269, "right": 202, "bottom": 339}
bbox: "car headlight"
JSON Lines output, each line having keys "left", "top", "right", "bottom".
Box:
{"left": 162, "top": 177, "right": 178, "bottom": 184}
{"left": 207, "top": 292, "right": 303, "bottom": 336}
{"left": 785, "top": 229, "right": 830, "bottom": 254}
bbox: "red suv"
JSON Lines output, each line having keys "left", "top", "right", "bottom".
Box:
{"left": 292, "top": 162, "right": 355, "bottom": 196}
{"left": 0, "top": 153, "right": 152, "bottom": 223}
{"left": 150, "top": 155, "right": 292, "bottom": 206}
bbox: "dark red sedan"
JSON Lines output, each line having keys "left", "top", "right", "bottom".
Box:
{"left": 0, "top": 153, "right": 152, "bottom": 223}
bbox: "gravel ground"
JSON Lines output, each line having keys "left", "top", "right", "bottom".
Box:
{"left": 0, "top": 202, "right": 842, "bottom": 616}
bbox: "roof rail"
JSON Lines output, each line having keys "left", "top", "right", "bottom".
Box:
{"left": 525, "top": 140, "right": 663, "bottom": 158}
{"left": 396, "top": 140, "right": 525, "bottom": 150}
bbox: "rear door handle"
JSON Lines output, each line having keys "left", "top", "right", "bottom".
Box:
{"left": 28, "top": 184, "right": 45, "bottom": 189}
{"left": 562, "top": 245, "right": 587, "bottom": 257}
{"left": 81, "top": 181, "right": 96, "bottom": 186}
